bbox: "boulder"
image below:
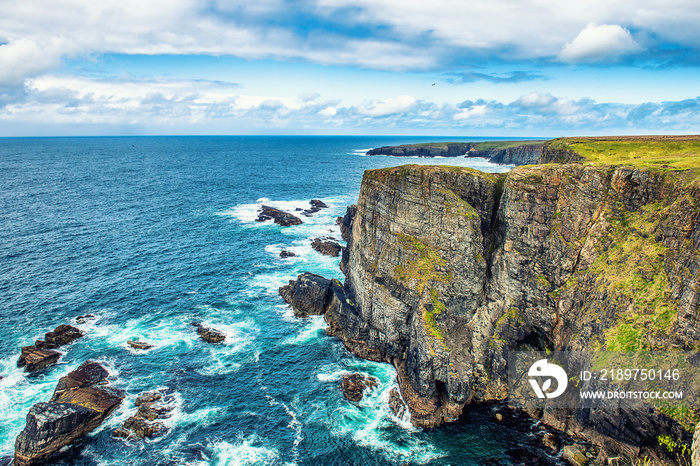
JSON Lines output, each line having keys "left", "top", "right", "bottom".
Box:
{"left": 279, "top": 273, "right": 340, "bottom": 317}
{"left": 302, "top": 199, "right": 328, "bottom": 217}
{"left": 35, "top": 325, "right": 83, "bottom": 350}
{"left": 113, "top": 390, "right": 170, "bottom": 440}
{"left": 191, "top": 322, "right": 226, "bottom": 343}
{"left": 14, "top": 362, "right": 122, "bottom": 466}
{"left": 311, "top": 238, "right": 342, "bottom": 257}
{"left": 17, "top": 347, "right": 60, "bottom": 373}
{"left": 135, "top": 391, "right": 162, "bottom": 407}
{"left": 279, "top": 250, "right": 297, "bottom": 258}
{"left": 113, "top": 416, "right": 162, "bottom": 439}
{"left": 341, "top": 373, "right": 378, "bottom": 402}
{"left": 127, "top": 339, "right": 153, "bottom": 350}
{"left": 256, "top": 206, "right": 302, "bottom": 226}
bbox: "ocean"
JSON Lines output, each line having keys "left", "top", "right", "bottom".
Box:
{"left": 0, "top": 136, "right": 560, "bottom": 465}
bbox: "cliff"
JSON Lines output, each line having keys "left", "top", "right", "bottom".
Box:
{"left": 366, "top": 141, "right": 544, "bottom": 165}
{"left": 283, "top": 137, "right": 700, "bottom": 464}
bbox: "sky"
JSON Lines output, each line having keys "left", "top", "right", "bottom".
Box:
{"left": 1, "top": 0, "right": 700, "bottom": 136}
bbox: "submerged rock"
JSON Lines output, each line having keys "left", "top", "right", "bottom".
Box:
{"left": 311, "top": 238, "right": 342, "bottom": 257}
{"left": 256, "top": 205, "right": 302, "bottom": 226}
{"left": 74, "top": 314, "right": 96, "bottom": 324}
{"left": 14, "top": 361, "right": 122, "bottom": 466}
{"left": 341, "top": 373, "right": 378, "bottom": 402}
{"left": 280, "top": 250, "right": 297, "bottom": 258}
{"left": 17, "top": 347, "right": 60, "bottom": 373}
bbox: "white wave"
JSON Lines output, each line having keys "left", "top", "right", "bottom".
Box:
{"left": 193, "top": 435, "right": 281, "bottom": 466}
{"left": 321, "top": 360, "right": 443, "bottom": 464}
{"left": 282, "top": 316, "right": 326, "bottom": 345}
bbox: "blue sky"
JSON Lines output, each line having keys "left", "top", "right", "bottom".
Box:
{"left": 1, "top": 0, "right": 699, "bottom": 136}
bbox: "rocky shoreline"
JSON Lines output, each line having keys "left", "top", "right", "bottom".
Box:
{"left": 366, "top": 141, "right": 543, "bottom": 165}
{"left": 280, "top": 138, "right": 700, "bottom": 465}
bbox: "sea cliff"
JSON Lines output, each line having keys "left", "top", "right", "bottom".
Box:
{"left": 283, "top": 137, "right": 700, "bottom": 464}
{"left": 366, "top": 141, "right": 544, "bottom": 165}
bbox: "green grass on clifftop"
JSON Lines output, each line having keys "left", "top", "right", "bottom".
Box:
{"left": 555, "top": 136, "right": 700, "bottom": 175}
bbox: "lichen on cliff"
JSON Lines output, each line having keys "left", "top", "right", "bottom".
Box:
{"left": 393, "top": 233, "right": 450, "bottom": 295}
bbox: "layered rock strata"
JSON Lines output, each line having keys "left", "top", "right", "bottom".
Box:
{"left": 17, "top": 324, "right": 84, "bottom": 373}
{"left": 14, "top": 361, "right": 123, "bottom": 465}
{"left": 282, "top": 150, "right": 700, "bottom": 463}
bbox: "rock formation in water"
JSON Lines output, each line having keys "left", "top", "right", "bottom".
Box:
{"left": 191, "top": 322, "right": 226, "bottom": 343}
{"left": 282, "top": 139, "right": 700, "bottom": 464}
{"left": 14, "top": 361, "right": 123, "bottom": 465}
{"left": 113, "top": 390, "right": 172, "bottom": 439}
{"left": 340, "top": 373, "right": 378, "bottom": 402}
{"left": 366, "top": 142, "right": 543, "bottom": 165}
{"left": 311, "top": 237, "right": 343, "bottom": 257}
{"left": 17, "top": 324, "right": 84, "bottom": 373}
{"left": 256, "top": 205, "right": 303, "bottom": 226}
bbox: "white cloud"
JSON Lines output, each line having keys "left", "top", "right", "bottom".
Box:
{"left": 358, "top": 95, "right": 417, "bottom": 117}
{"left": 0, "top": 38, "right": 65, "bottom": 88}
{"left": 559, "top": 23, "right": 642, "bottom": 63}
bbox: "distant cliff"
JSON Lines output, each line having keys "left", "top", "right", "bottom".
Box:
{"left": 285, "top": 138, "right": 700, "bottom": 464}
{"left": 366, "top": 141, "right": 544, "bottom": 165}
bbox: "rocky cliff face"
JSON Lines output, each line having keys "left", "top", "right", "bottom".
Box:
{"left": 322, "top": 149, "right": 700, "bottom": 462}
{"left": 366, "top": 142, "right": 542, "bottom": 165}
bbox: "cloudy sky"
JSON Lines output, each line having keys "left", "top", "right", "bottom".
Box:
{"left": 1, "top": 0, "right": 699, "bottom": 136}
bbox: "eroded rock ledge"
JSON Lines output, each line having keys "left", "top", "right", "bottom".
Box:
{"left": 281, "top": 145, "right": 700, "bottom": 463}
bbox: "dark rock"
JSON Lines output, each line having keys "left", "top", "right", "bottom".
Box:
{"left": 302, "top": 199, "right": 329, "bottom": 217}
{"left": 279, "top": 250, "right": 297, "bottom": 258}
{"left": 52, "top": 361, "right": 109, "bottom": 401}
{"left": 135, "top": 403, "right": 160, "bottom": 421}
{"left": 279, "top": 273, "right": 343, "bottom": 317}
{"left": 338, "top": 205, "right": 356, "bottom": 243}
{"left": 113, "top": 416, "right": 162, "bottom": 439}
{"left": 14, "top": 362, "right": 122, "bottom": 466}
{"left": 256, "top": 205, "right": 302, "bottom": 226}
{"left": 35, "top": 324, "right": 83, "bottom": 350}
{"left": 127, "top": 339, "right": 153, "bottom": 350}
{"left": 193, "top": 324, "right": 226, "bottom": 343}
{"left": 114, "top": 390, "right": 170, "bottom": 440}
{"left": 311, "top": 238, "right": 342, "bottom": 257}
{"left": 74, "top": 314, "right": 95, "bottom": 324}
{"left": 388, "top": 388, "right": 407, "bottom": 418}
{"left": 17, "top": 347, "right": 60, "bottom": 373}
{"left": 341, "top": 373, "right": 378, "bottom": 402}
{"left": 135, "top": 391, "right": 162, "bottom": 407}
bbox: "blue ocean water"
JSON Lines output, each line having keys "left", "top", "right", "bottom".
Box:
{"left": 0, "top": 136, "right": 559, "bottom": 465}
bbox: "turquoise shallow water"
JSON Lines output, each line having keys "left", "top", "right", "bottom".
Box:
{"left": 0, "top": 136, "right": 561, "bottom": 465}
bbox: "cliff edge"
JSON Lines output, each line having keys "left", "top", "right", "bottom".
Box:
{"left": 285, "top": 137, "right": 700, "bottom": 463}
